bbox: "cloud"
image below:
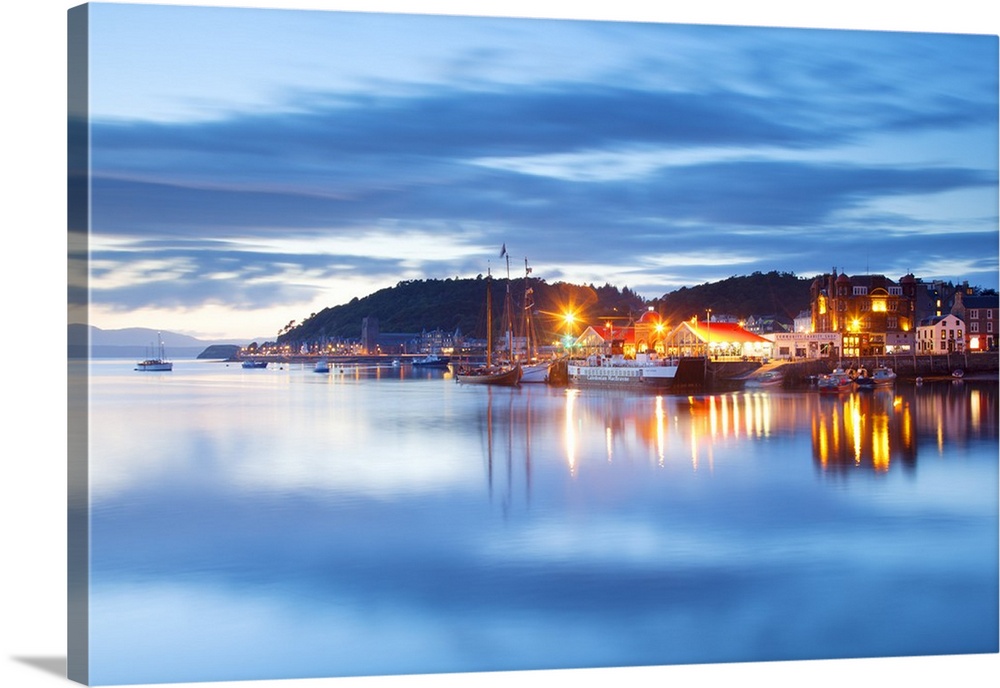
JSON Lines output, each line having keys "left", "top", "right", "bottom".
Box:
{"left": 80, "top": 16, "right": 999, "bottom": 335}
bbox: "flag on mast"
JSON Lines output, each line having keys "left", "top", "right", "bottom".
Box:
{"left": 500, "top": 243, "right": 507, "bottom": 258}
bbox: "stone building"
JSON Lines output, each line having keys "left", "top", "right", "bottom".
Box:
{"left": 809, "top": 270, "right": 918, "bottom": 356}
{"left": 951, "top": 288, "right": 998, "bottom": 352}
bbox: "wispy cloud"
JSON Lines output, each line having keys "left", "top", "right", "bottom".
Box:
{"left": 83, "top": 5, "right": 999, "bottom": 338}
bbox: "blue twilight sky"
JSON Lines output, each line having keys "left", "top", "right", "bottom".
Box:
{"left": 80, "top": 1, "right": 999, "bottom": 340}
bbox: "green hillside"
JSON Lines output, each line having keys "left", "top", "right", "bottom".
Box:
{"left": 277, "top": 271, "right": 816, "bottom": 345}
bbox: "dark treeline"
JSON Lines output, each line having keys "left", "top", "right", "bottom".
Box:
{"left": 277, "top": 270, "right": 817, "bottom": 345}
{"left": 650, "top": 271, "right": 813, "bottom": 325}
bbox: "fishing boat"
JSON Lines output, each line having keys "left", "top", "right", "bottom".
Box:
{"left": 135, "top": 333, "right": 173, "bottom": 371}
{"left": 567, "top": 352, "right": 679, "bottom": 388}
{"left": 817, "top": 367, "right": 854, "bottom": 393}
{"left": 314, "top": 358, "right": 330, "bottom": 373}
{"left": 855, "top": 365, "right": 896, "bottom": 389}
{"left": 456, "top": 256, "right": 521, "bottom": 387}
{"left": 241, "top": 359, "right": 268, "bottom": 369}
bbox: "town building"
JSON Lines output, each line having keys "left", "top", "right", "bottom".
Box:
{"left": 809, "top": 270, "right": 917, "bottom": 356}
{"left": 916, "top": 313, "right": 966, "bottom": 354}
{"left": 361, "top": 315, "right": 379, "bottom": 354}
{"left": 765, "top": 331, "right": 842, "bottom": 360}
{"left": 951, "top": 288, "right": 998, "bottom": 352}
{"left": 664, "top": 318, "right": 772, "bottom": 360}
{"left": 569, "top": 313, "right": 771, "bottom": 360}
{"left": 744, "top": 314, "right": 792, "bottom": 335}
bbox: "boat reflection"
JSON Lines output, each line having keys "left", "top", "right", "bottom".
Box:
{"left": 475, "top": 383, "right": 996, "bottom": 483}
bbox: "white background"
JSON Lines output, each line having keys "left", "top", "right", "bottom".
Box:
{"left": 2, "top": 2, "right": 997, "bottom": 687}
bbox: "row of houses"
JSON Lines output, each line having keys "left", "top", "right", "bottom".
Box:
{"left": 567, "top": 271, "right": 998, "bottom": 361}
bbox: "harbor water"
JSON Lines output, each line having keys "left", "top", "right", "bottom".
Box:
{"left": 83, "top": 359, "right": 998, "bottom": 685}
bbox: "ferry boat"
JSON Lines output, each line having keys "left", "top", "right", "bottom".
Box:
{"left": 135, "top": 334, "right": 173, "bottom": 371}
{"left": 567, "top": 353, "right": 678, "bottom": 388}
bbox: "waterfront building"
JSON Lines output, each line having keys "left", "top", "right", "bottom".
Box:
{"left": 916, "top": 313, "right": 966, "bottom": 354}
{"left": 418, "top": 327, "right": 463, "bottom": 354}
{"left": 809, "top": 270, "right": 917, "bottom": 357}
{"left": 568, "top": 309, "right": 668, "bottom": 358}
{"left": 951, "top": 288, "right": 998, "bottom": 352}
{"left": 665, "top": 318, "right": 772, "bottom": 359}
{"left": 361, "top": 315, "right": 379, "bottom": 355}
{"left": 765, "top": 331, "right": 842, "bottom": 360}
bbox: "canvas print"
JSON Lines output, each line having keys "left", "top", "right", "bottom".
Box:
{"left": 68, "top": 2, "right": 999, "bottom": 686}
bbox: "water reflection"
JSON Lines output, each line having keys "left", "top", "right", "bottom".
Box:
{"left": 475, "top": 383, "right": 996, "bottom": 485}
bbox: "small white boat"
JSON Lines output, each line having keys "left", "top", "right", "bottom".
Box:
{"left": 135, "top": 333, "right": 173, "bottom": 371}
{"left": 745, "top": 370, "right": 783, "bottom": 388}
{"left": 241, "top": 360, "right": 268, "bottom": 369}
{"left": 519, "top": 360, "right": 551, "bottom": 383}
{"left": 314, "top": 358, "right": 330, "bottom": 373}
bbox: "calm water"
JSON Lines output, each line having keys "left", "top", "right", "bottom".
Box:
{"left": 84, "top": 359, "right": 999, "bottom": 685}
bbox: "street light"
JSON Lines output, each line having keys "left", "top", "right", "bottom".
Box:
{"left": 706, "top": 308, "right": 712, "bottom": 359}
{"left": 562, "top": 311, "right": 576, "bottom": 352}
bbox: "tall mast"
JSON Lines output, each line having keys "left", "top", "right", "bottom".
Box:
{"left": 504, "top": 252, "right": 513, "bottom": 359}
{"left": 486, "top": 270, "right": 493, "bottom": 367}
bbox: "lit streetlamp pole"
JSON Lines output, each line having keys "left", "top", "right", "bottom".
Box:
{"left": 706, "top": 308, "right": 712, "bottom": 359}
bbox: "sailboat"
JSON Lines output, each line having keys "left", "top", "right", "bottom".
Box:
{"left": 135, "top": 332, "right": 173, "bottom": 371}
{"left": 456, "top": 254, "right": 521, "bottom": 386}
{"left": 517, "top": 258, "right": 551, "bottom": 383}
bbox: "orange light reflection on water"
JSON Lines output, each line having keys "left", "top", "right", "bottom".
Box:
{"left": 557, "top": 387, "right": 928, "bottom": 477}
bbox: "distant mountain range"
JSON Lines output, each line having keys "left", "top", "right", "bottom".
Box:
{"left": 68, "top": 324, "right": 258, "bottom": 359}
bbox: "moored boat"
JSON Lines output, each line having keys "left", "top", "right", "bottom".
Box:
{"left": 855, "top": 366, "right": 896, "bottom": 389}
{"left": 567, "top": 352, "right": 678, "bottom": 389}
{"left": 744, "top": 370, "right": 784, "bottom": 388}
{"left": 455, "top": 361, "right": 523, "bottom": 386}
{"left": 519, "top": 361, "right": 551, "bottom": 383}
{"left": 456, "top": 254, "right": 521, "bottom": 387}
{"left": 314, "top": 358, "right": 330, "bottom": 373}
{"left": 817, "top": 367, "right": 853, "bottom": 393}
{"left": 135, "top": 333, "right": 173, "bottom": 371}
{"left": 413, "top": 353, "right": 450, "bottom": 368}
{"left": 241, "top": 360, "right": 268, "bottom": 369}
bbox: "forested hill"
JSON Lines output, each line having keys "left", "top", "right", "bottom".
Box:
{"left": 278, "top": 277, "right": 646, "bottom": 344}
{"left": 277, "top": 270, "right": 816, "bottom": 345}
{"left": 652, "top": 271, "right": 814, "bottom": 324}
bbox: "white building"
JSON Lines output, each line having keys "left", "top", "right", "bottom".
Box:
{"left": 765, "top": 331, "right": 842, "bottom": 360}
{"left": 916, "top": 314, "right": 965, "bottom": 354}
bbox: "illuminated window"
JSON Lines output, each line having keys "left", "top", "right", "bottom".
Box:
{"left": 872, "top": 300, "right": 886, "bottom": 312}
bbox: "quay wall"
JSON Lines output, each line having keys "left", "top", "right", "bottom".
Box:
{"left": 710, "top": 353, "right": 998, "bottom": 385}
